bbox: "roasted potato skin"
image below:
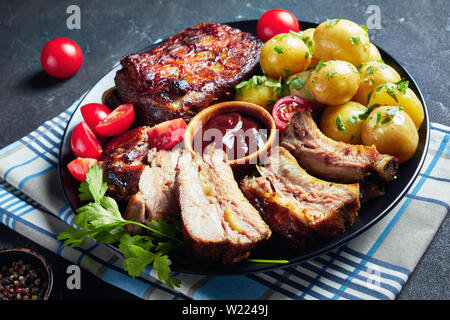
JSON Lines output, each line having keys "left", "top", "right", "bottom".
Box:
{"left": 361, "top": 106, "right": 419, "bottom": 163}
{"left": 367, "top": 82, "right": 424, "bottom": 129}
{"left": 313, "top": 19, "right": 370, "bottom": 67}
{"left": 260, "top": 33, "right": 312, "bottom": 79}
{"left": 353, "top": 61, "right": 401, "bottom": 106}
{"left": 320, "top": 101, "right": 368, "bottom": 144}
{"left": 306, "top": 60, "right": 360, "bottom": 106}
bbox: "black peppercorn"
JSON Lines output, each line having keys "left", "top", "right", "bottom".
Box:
{"left": 0, "top": 258, "right": 48, "bottom": 300}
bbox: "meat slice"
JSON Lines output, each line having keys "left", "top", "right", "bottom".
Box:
{"left": 176, "top": 148, "right": 271, "bottom": 264}
{"left": 241, "top": 147, "right": 360, "bottom": 248}
{"left": 100, "top": 127, "right": 150, "bottom": 200}
{"left": 281, "top": 109, "right": 398, "bottom": 183}
{"left": 115, "top": 23, "right": 262, "bottom": 126}
{"left": 124, "top": 149, "right": 182, "bottom": 235}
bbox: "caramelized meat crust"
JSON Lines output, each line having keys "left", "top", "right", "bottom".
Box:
{"left": 115, "top": 23, "right": 263, "bottom": 126}
{"left": 281, "top": 109, "right": 399, "bottom": 183}
{"left": 241, "top": 147, "right": 360, "bottom": 248}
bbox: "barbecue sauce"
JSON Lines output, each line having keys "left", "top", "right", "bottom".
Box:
{"left": 199, "top": 112, "right": 267, "bottom": 160}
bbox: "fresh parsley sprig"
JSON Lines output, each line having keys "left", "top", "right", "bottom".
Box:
{"left": 57, "top": 165, "right": 182, "bottom": 289}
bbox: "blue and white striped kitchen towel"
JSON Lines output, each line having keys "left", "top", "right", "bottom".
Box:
{"left": 0, "top": 96, "right": 448, "bottom": 300}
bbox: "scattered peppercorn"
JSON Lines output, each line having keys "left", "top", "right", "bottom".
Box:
{"left": 0, "top": 258, "right": 48, "bottom": 300}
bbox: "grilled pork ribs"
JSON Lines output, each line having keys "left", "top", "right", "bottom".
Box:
{"left": 241, "top": 147, "right": 361, "bottom": 248}
{"left": 281, "top": 109, "right": 399, "bottom": 183}
{"left": 115, "top": 23, "right": 263, "bottom": 126}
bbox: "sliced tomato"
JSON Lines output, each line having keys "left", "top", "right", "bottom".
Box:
{"left": 272, "top": 96, "right": 311, "bottom": 131}
{"left": 71, "top": 121, "right": 103, "bottom": 159}
{"left": 147, "top": 118, "right": 187, "bottom": 151}
{"left": 95, "top": 104, "right": 134, "bottom": 137}
{"left": 67, "top": 158, "right": 98, "bottom": 182}
{"left": 80, "top": 103, "right": 111, "bottom": 137}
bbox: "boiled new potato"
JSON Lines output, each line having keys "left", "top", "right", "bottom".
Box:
{"left": 353, "top": 61, "right": 401, "bottom": 105}
{"left": 234, "top": 75, "right": 277, "bottom": 109}
{"left": 300, "top": 28, "right": 320, "bottom": 66}
{"left": 313, "top": 18, "right": 370, "bottom": 67}
{"left": 306, "top": 60, "right": 360, "bottom": 105}
{"left": 361, "top": 106, "right": 419, "bottom": 163}
{"left": 260, "top": 32, "right": 312, "bottom": 79}
{"left": 320, "top": 101, "right": 368, "bottom": 144}
{"left": 364, "top": 43, "right": 382, "bottom": 62}
{"left": 287, "top": 71, "right": 323, "bottom": 110}
{"left": 367, "top": 82, "right": 424, "bottom": 129}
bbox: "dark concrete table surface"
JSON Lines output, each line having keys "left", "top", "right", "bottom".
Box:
{"left": 0, "top": 0, "right": 448, "bottom": 300}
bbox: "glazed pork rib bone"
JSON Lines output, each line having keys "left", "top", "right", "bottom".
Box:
{"left": 176, "top": 148, "right": 271, "bottom": 264}
{"left": 281, "top": 109, "right": 398, "bottom": 183}
{"left": 241, "top": 146, "right": 360, "bottom": 248}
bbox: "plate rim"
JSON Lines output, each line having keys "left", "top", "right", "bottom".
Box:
{"left": 57, "top": 19, "right": 430, "bottom": 276}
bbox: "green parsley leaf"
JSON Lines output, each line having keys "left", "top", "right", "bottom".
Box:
{"left": 58, "top": 164, "right": 182, "bottom": 288}
{"left": 274, "top": 46, "right": 284, "bottom": 54}
{"left": 385, "top": 86, "right": 398, "bottom": 102}
{"left": 287, "top": 75, "right": 306, "bottom": 90}
{"left": 304, "top": 87, "right": 315, "bottom": 101}
{"left": 327, "top": 18, "right": 342, "bottom": 26}
{"left": 346, "top": 115, "right": 359, "bottom": 127}
{"left": 376, "top": 111, "right": 382, "bottom": 126}
{"left": 380, "top": 116, "right": 392, "bottom": 124}
{"left": 394, "top": 79, "right": 409, "bottom": 94}
{"left": 360, "top": 24, "right": 369, "bottom": 34}
{"left": 350, "top": 36, "right": 361, "bottom": 45}
{"left": 336, "top": 115, "right": 348, "bottom": 134}
{"left": 315, "top": 60, "right": 326, "bottom": 71}
{"left": 326, "top": 71, "right": 337, "bottom": 81}
{"left": 78, "top": 165, "right": 108, "bottom": 203}
{"left": 365, "top": 66, "right": 375, "bottom": 74}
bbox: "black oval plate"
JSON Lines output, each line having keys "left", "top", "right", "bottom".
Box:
{"left": 58, "top": 20, "right": 430, "bottom": 275}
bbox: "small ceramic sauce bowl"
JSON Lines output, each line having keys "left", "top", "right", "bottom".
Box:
{"left": 183, "top": 101, "right": 277, "bottom": 168}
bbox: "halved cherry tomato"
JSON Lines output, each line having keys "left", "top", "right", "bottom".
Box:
{"left": 80, "top": 103, "right": 111, "bottom": 137}
{"left": 71, "top": 121, "right": 103, "bottom": 159}
{"left": 147, "top": 118, "right": 187, "bottom": 151}
{"left": 272, "top": 96, "right": 311, "bottom": 131}
{"left": 256, "top": 9, "right": 300, "bottom": 42}
{"left": 67, "top": 158, "right": 98, "bottom": 182}
{"left": 95, "top": 104, "right": 134, "bottom": 137}
{"left": 40, "top": 37, "right": 83, "bottom": 78}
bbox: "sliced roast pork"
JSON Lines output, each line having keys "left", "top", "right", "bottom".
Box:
{"left": 176, "top": 148, "right": 271, "bottom": 264}
{"left": 124, "top": 148, "right": 182, "bottom": 235}
{"left": 281, "top": 109, "right": 398, "bottom": 183}
{"left": 241, "top": 146, "right": 360, "bottom": 248}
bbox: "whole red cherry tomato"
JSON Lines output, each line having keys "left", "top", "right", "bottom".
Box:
{"left": 80, "top": 103, "right": 111, "bottom": 137}
{"left": 71, "top": 121, "right": 103, "bottom": 159}
{"left": 95, "top": 104, "right": 135, "bottom": 137}
{"left": 272, "top": 96, "right": 311, "bottom": 131}
{"left": 256, "top": 9, "right": 300, "bottom": 42}
{"left": 67, "top": 158, "right": 98, "bottom": 182}
{"left": 40, "top": 37, "right": 83, "bottom": 78}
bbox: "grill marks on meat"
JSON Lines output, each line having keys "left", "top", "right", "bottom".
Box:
{"left": 124, "top": 149, "right": 182, "bottom": 235}
{"left": 115, "top": 23, "right": 263, "bottom": 126}
{"left": 100, "top": 127, "right": 150, "bottom": 200}
{"left": 281, "top": 109, "right": 398, "bottom": 183}
{"left": 176, "top": 148, "right": 271, "bottom": 263}
{"left": 241, "top": 147, "right": 360, "bottom": 248}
